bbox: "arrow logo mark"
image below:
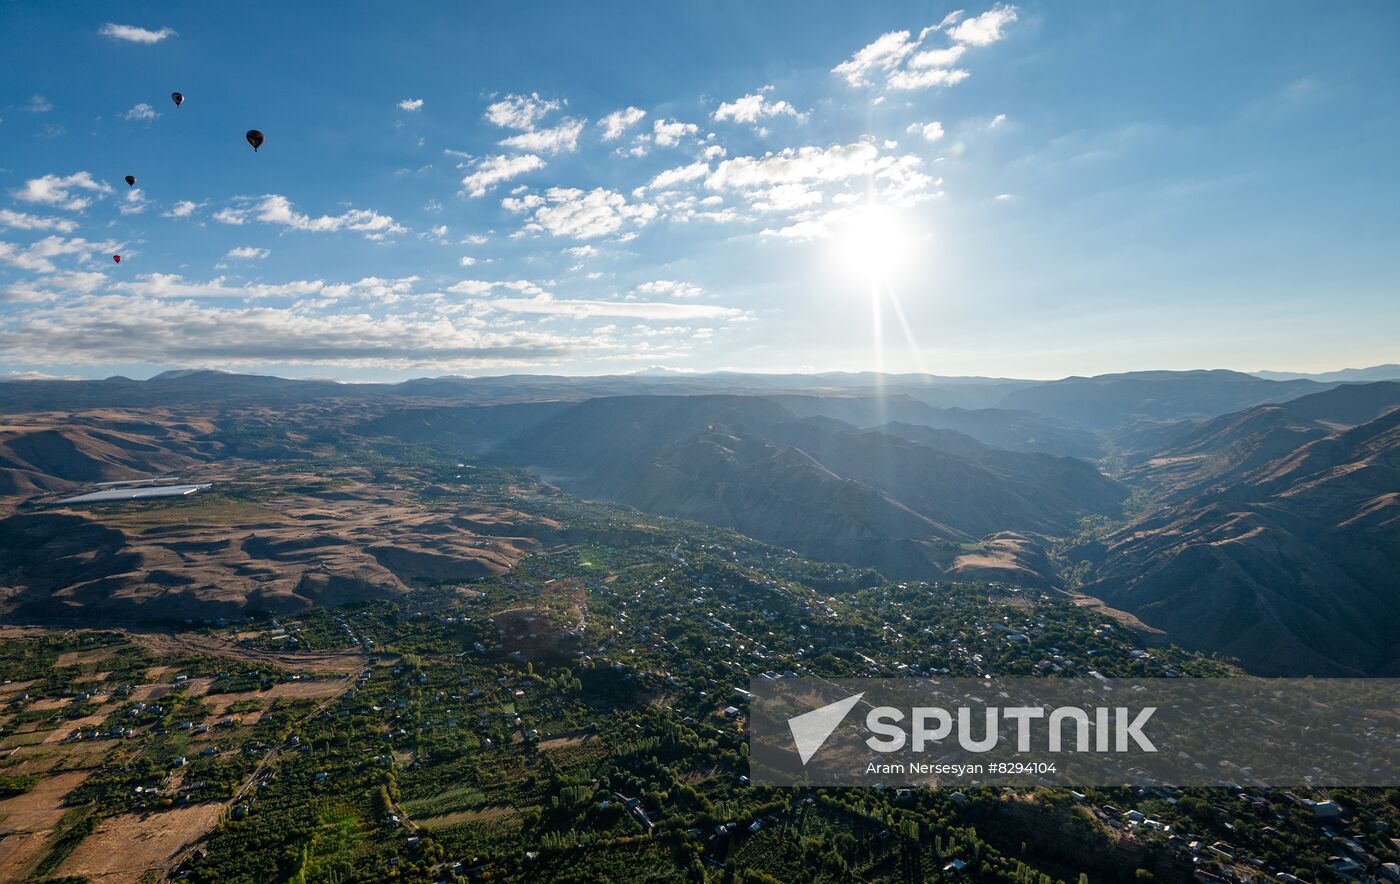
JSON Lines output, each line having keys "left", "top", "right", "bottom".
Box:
{"left": 787, "top": 692, "right": 864, "bottom": 765}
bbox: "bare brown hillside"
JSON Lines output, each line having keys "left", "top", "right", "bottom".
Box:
{"left": 0, "top": 467, "right": 561, "bottom": 624}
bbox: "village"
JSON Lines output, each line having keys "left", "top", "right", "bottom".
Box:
{"left": 1, "top": 461, "right": 1397, "bottom": 882}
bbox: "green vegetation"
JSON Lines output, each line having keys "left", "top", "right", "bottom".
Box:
{"left": 0, "top": 455, "right": 1395, "bottom": 882}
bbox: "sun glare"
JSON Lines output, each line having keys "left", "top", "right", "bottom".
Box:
{"left": 835, "top": 205, "right": 913, "bottom": 283}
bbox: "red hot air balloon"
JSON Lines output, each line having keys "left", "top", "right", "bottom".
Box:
{"left": 124, "top": 175, "right": 136, "bottom": 187}
{"left": 171, "top": 92, "right": 184, "bottom": 107}
{"left": 245, "top": 129, "right": 264, "bottom": 152}
{"left": 112, "top": 255, "right": 122, "bottom": 264}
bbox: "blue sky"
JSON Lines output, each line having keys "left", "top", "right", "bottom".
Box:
{"left": 1, "top": 1, "right": 1397, "bottom": 381}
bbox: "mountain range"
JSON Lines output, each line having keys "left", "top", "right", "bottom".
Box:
{"left": 1073, "top": 382, "right": 1400, "bottom": 675}
{"left": 2, "top": 366, "right": 1397, "bottom": 674}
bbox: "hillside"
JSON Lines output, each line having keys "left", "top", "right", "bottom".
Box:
{"left": 1075, "top": 384, "right": 1400, "bottom": 675}
{"left": 484, "top": 395, "right": 1127, "bottom": 580}
{"left": 767, "top": 394, "right": 1103, "bottom": 457}
{"left": 1122, "top": 381, "right": 1400, "bottom": 497}
{"left": 0, "top": 467, "right": 560, "bottom": 624}
{"left": 0, "top": 415, "right": 218, "bottom": 497}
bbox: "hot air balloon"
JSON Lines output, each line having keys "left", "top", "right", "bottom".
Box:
{"left": 171, "top": 92, "right": 184, "bottom": 107}
{"left": 112, "top": 255, "right": 122, "bottom": 264}
{"left": 246, "top": 129, "right": 264, "bottom": 152}
{"left": 124, "top": 175, "right": 136, "bottom": 187}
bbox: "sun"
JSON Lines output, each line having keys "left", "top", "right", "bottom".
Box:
{"left": 835, "top": 205, "right": 913, "bottom": 283}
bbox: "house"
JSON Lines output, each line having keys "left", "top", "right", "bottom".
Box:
{"left": 722, "top": 706, "right": 741, "bottom": 717}
{"left": 1328, "top": 856, "right": 1363, "bottom": 876}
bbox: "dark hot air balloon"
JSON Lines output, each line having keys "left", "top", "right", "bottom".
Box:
{"left": 245, "top": 129, "right": 264, "bottom": 152}
{"left": 124, "top": 175, "right": 136, "bottom": 187}
{"left": 112, "top": 255, "right": 122, "bottom": 264}
{"left": 171, "top": 92, "right": 184, "bottom": 107}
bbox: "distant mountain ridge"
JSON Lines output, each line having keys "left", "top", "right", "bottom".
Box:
{"left": 997, "top": 369, "right": 1330, "bottom": 431}
{"left": 1253, "top": 364, "right": 1400, "bottom": 383}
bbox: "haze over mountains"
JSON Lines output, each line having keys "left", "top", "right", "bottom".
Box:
{"left": 1, "top": 365, "right": 1397, "bottom": 676}
{"left": 1253, "top": 364, "right": 1400, "bottom": 383}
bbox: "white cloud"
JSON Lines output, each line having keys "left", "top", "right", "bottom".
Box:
{"left": 647, "top": 161, "right": 710, "bottom": 191}
{"left": 835, "top": 9, "right": 1013, "bottom": 93}
{"left": 111, "top": 273, "right": 321, "bottom": 299}
{"left": 636, "top": 280, "right": 703, "bottom": 298}
{"left": 163, "top": 200, "right": 202, "bottom": 219}
{"left": 461, "top": 154, "right": 545, "bottom": 197}
{"left": 989, "top": 113, "right": 1008, "bottom": 128}
{"left": 749, "top": 184, "right": 823, "bottom": 212}
{"left": 713, "top": 86, "right": 801, "bottom": 124}
{"left": 994, "top": 193, "right": 1013, "bottom": 200}
{"left": 886, "top": 67, "right": 971, "bottom": 90}
{"left": 398, "top": 98, "right": 424, "bottom": 112}
{"left": 876, "top": 155, "right": 942, "bottom": 205}
{"left": 214, "top": 195, "right": 406, "bottom": 239}
{"left": 0, "top": 296, "right": 577, "bottom": 368}
{"left": 447, "top": 280, "right": 496, "bottom": 296}
{"left": 919, "top": 11, "right": 966, "bottom": 40}
{"left": 12, "top": 172, "right": 113, "bottom": 211}
{"left": 98, "top": 22, "right": 177, "bottom": 43}
{"left": 225, "top": 246, "right": 270, "bottom": 260}
{"left": 564, "top": 245, "right": 599, "bottom": 258}
{"left": 3, "top": 270, "right": 108, "bottom": 304}
{"left": 459, "top": 256, "right": 477, "bottom": 266}
{"left": 507, "top": 187, "right": 658, "bottom": 240}
{"left": 948, "top": 4, "right": 1018, "bottom": 46}
{"left": 121, "top": 103, "right": 159, "bottom": 121}
{"left": 499, "top": 118, "right": 584, "bottom": 154}
{"left": 485, "top": 93, "right": 560, "bottom": 130}
{"left": 907, "top": 121, "right": 945, "bottom": 142}
{"left": 4, "top": 371, "right": 85, "bottom": 380}
{"left": 909, "top": 45, "right": 967, "bottom": 68}
{"left": 652, "top": 118, "right": 699, "bottom": 147}
{"left": 26, "top": 95, "right": 53, "bottom": 113}
{"left": 0, "top": 235, "right": 119, "bottom": 273}
{"left": 760, "top": 219, "right": 832, "bottom": 240}
{"left": 0, "top": 209, "right": 77, "bottom": 233}
{"left": 598, "top": 106, "right": 646, "bottom": 141}
{"left": 119, "top": 188, "right": 148, "bottom": 215}
{"left": 705, "top": 142, "right": 883, "bottom": 190}
{"left": 831, "top": 30, "right": 916, "bottom": 87}
{"left": 487, "top": 293, "right": 738, "bottom": 321}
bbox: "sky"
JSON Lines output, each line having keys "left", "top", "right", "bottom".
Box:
{"left": 1, "top": 1, "right": 1398, "bottom": 382}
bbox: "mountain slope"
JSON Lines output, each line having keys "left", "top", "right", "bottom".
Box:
{"left": 0, "top": 419, "right": 215, "bottom": 497}
{"left": 1075, "top": 386, "right": 1400, "bottom": 675}
{"left": 486, "top": 395, "right": 1126, "bottom": 580}
{"left": 767, "top": 394, "right": 1103, "bottom": 458}
{"left": 1122, "top": 381, "right": 1400, "bottom": 497}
